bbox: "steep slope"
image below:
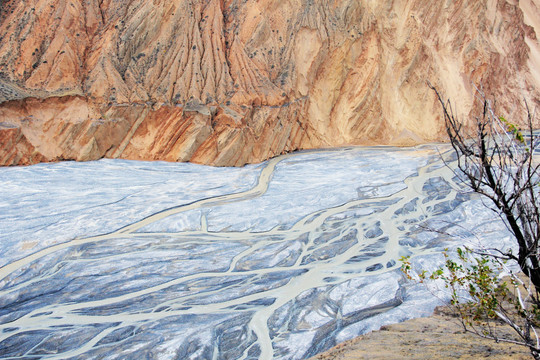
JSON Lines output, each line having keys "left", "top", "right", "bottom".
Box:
{"left": 0, "top": 0, "right": 539, "bottom": 166}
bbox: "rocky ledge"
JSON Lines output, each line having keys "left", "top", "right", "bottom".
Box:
{"left": 310, "top": 306, "right": 531, "bottom": 360}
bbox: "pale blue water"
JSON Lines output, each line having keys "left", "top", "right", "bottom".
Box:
{"left": 0, "top": 145, "right": 512, "bottom": 359}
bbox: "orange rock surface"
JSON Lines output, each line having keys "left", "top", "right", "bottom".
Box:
{"left": 0, "top": 0, "right": 539, "bottom": 166}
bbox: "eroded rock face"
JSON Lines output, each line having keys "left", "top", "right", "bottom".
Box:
{"left": 0, "top": 0, "right": 539, "bottom": 166}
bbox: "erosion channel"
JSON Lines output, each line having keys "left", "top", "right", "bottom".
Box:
{"left": 0, "top": 145, "right": 512, "bottom": 359}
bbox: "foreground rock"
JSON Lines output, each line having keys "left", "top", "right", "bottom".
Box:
{"left": 310, "top": 307, "right": 531, "bottom": 360}
{"left": 0, "top": 0, "right": 539, "bottom": 166}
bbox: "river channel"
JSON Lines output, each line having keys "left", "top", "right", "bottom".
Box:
{"left": 0, "top": 145, "right": 512, "bottom": 359}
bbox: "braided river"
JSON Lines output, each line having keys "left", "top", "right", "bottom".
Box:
{"left": 0, "top": 145, "right": 512, "bottom": 359}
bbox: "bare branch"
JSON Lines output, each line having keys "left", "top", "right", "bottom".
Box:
{"left": 424, "top": 83, "right": 540, "bottom": 359}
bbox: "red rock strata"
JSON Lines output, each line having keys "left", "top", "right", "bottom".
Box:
{"left": 0, "top": 0, "right": 539, "bottom": 166}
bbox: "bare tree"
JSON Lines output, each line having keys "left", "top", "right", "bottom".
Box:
{"left": 421, "top": 83, "right": 540, "bottom": 359}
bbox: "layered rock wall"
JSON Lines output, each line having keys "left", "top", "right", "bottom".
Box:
{"left": 0, "top": 0, "right": 539, "bottom": 166}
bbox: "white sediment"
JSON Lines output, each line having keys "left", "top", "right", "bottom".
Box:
{"left": 0, "top": 146, "right": 512, "bottom": 359}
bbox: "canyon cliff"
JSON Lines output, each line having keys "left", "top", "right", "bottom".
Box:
{"left": 0, "top": 0, "right": 539, "bottom": 166}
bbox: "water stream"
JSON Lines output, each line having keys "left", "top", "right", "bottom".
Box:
{"left": 0, "top": 145, "right": 513, "bottom": 359}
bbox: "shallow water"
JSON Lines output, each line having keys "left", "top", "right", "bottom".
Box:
{"left": 0, "top": 145, "right": 512, "bottom": 359}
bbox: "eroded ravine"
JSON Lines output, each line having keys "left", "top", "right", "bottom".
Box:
{"left": 0, "top": 146, "right": 511, "bottom": 359}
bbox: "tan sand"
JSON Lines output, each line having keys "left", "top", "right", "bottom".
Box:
{"left": 310, "top": 307, "right": 531, "bottom": 360}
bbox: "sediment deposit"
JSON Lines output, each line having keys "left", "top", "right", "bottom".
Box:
{"left": 0, "top": 145, "right": 516, "bottom": 359}
{"left": 0, "top": 0, "right": 539, "bottom": 166}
